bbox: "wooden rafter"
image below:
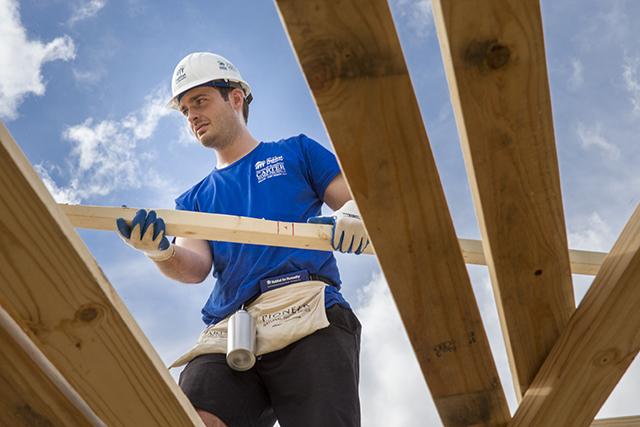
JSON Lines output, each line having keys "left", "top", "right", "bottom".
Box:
{"left": 432, "top": 0, "right": 575, "bottom": 399}
{"left": 0, "top": 305, "right": 98, "bottom": 427}
{"left": 510, "top": 204, "right": 640, "bottom": 426}
{"left": 0, "top": 122, "right": 202, "bottom": 426}
{"left": 275, "top": 1, "right": 511, "bottom": 425}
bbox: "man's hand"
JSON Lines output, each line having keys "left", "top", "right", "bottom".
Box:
{"left": 308, "top": 200, "right": 369, "bottom": 254}
{"left": 116, "top": 209, "right": 175, "bottom": 261}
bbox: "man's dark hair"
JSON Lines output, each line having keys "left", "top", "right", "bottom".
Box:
{"left": 218, "top": 87, "right": 249, "bottom": 124}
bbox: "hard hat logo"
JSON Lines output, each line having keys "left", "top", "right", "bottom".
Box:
{"left": 167, "top": 52, "right": 252, "bottom": 110}
{"left": 175, "top": 66, "right": 186, "bottom": 84}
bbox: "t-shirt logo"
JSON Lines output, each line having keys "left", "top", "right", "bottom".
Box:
{"left": 255, "top": 155, "right": 287, "bottom": 183}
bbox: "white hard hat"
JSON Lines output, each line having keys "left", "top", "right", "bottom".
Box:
{"left": 167, "top": 52, "right": 252, "bottom": 109}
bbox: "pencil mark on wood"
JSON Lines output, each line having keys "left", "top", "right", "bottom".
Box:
{"left": 468, "top": 331, "right": 477, "bottom": 344}
{"left": 434, "top": 340, "right": 457, "bottom": 357}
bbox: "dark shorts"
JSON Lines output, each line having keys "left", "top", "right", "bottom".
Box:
{"left": 178, "top": 304, "right": 361, "bottom": 427}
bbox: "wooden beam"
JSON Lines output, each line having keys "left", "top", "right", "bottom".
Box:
{"left": 0, "top": 305, "right": 101, "bottom": 427}
{"left": 61, "top": 205, "right": 606, "bottom": 275}
{"left": 457, "top": 238, "right": 604, "bottom": 277}
{"left": 592, "top": 417, "right": 640, "bottom": 427}
{"left": 432, "top": 0, "right": 575, "bottom": 400}
{"left": 0, "top": 121, "right": 203, "bottom": 426}
{"left": 275, "top": 1, "right": 511, "bottom": 425}
{"left": 510, "top": 204, "right": 640, "bottom": 426}
{"left": 60, "top": 203, "right": 374, "bottom": 255}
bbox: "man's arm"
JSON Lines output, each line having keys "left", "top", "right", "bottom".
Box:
{"left": 154, "top": 237, "right": 212, "bottom": 284}
{"left": 309, "top": 173, "right": 370, "bottom": 254}
{"left": 322, "top": 173, "right": 352, "bottom": 210}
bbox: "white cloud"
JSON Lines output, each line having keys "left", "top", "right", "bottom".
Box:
{"left": 569, "top": 58, "right": 584, "bottom": 90}
{"left": 177, "top": 120, "right": 196, "bottom": 146}
{"left": 37, "top": 88, "right": 173, "bottom": 203}
{"left": 569, "top": 212, "right": 615, "bottom": 253}
{"left": 0, "top": 0, "right": 76, "bottom": 120}
{"left": 72, "top": 68, "right": 103, "bottom": 84}
{"left": 35, "top": 164, "right": 81, "bottom": 204}
{"left": 576, "top": 122, "right": 620, "bottom": 160}
{"left": 68, "top": 0, "right": 107, "bottom": 25}
{"left": 354, "top": 274, "right": 441, "bottom": 427}
{"left": 122, "top": 94, "right": 171, "bottom": 140}
{"left": 392, "top": 0, "right": 433, "bottom": 40}
{"left": 622, "top": 55, "right": 640, "bottom": 116}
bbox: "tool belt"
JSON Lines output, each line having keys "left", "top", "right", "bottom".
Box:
{"left": 170, "top": 271, "right": 330, "bottom": 368}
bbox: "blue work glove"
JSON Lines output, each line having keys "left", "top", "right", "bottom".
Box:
{"left": 308, "top": 200, "right": 370, "bottom": 254}
{"left": 116, "top": 209, "right": 175, "bottom": 261}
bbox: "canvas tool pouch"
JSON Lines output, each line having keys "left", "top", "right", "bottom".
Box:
{"left": 170, "top": 280, "right": 329, "bottom": 368}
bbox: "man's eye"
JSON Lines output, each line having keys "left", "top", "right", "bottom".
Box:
{"left": 197, "top": 98, "right": 206, "bottom": 105}
{"left": 181, "top": 109, "right": 188, "bottom": 117}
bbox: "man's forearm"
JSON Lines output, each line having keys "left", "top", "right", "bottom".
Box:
{"left": 153, "top": 245, "right": 211, "bottom": 284}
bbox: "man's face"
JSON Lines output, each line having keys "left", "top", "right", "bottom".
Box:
{"left": 178, "top": 86, "right": 240, "bottom": 149}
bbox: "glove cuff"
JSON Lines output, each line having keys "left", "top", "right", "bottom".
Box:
{"left": 337, "top": 199, "right": 361, "bottom": 218}
{"left": 146, "top": 244, "right": 176, "bottom": 262}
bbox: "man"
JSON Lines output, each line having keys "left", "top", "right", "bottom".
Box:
{"left": 116, "top": 52, "right": 369, "bottom": 427}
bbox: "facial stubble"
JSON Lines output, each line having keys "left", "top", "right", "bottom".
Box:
{"left": 198, "top": 103, "right": 243, "bottom": 151}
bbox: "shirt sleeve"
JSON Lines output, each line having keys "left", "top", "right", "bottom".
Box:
{"left": 174, "top": 194, "right": 190, "bottom": 211}
{"left": 298, "top": 134, "right": 341, "bottom": 199}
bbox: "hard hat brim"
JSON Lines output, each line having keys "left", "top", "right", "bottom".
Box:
{"left": 167, "top": 78, "right": 252, "bottom": 110}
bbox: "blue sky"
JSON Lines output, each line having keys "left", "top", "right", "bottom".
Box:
{"left": 2, "top": 0, "right": 640, "bottom": 424}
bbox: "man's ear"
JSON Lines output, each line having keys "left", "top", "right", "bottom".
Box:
{"left": 231, "top": 88, "right": 245, "bottom": 111}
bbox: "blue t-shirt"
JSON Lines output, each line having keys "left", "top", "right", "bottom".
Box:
{"left": 175, "top": 134, "right": 348, "bottom": 325}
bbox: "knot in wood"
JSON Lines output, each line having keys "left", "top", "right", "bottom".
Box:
{"left": 302, "top": 38, "right": 343, "bottom": 94}
{"left": 301, "top": 37, "right": 403, "bottom": 95}
{"left": 593, "top": 348, "right": 620, "bottom": 366}
{"left": 75, "top": 304, "right": 103, "bottom": 323}
{"left": 465, "top": 39, "right": 511, "bottom": 70}
{"left": 486, "top": 43, "right": 510, "bottom": 69}
{"left": 14, "top": 404, "right": 54, "bottom": 427}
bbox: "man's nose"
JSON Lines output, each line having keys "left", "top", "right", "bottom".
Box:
{"left": 187, "top": 109, "right": 200, "bottom": 125}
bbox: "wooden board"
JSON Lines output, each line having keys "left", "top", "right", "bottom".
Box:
{"left": 457, "top": 238, "right": 604, "bottom": 276}
{"left": 61, "top": 204, "right": 606, "bottom": 275}
{"left": 0, "top": 122, "right": 203, "bottom": 426}
{"left": 275, "top": 1, "right": 511, "bottom": 425}
{"left": 593, "top": 417, "right": 640, "bottom": 427}
{"left": 432, "top": 0, "right": 575, "bottom": 399}
{"left": 510, "top": 204, "right": 640, "bottom": 426}
{"left": 60, "top": 203, "right": 374, "bottom": 254}
{"left": 0, "top": 306, "right": 99, "bottom": 427}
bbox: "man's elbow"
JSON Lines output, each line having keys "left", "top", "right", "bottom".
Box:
{"left": 188, "top": 272, "right": 209, "bottom": 284}
{"left": 175, "top": 268, "right": 210, "bottom": 284}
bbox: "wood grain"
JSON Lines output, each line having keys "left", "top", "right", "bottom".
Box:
{"left": 0, "top": 306, "right": 99, "bottom": 427}
{"left": 592, "top": 417, "right": 640, "bottom": 427}
{"left": 432, "top": 0, "right": 575, "bottom": 400}
{"left": 60, "top": 203, "right": 373, "bottom": 254}
{"left": 510, "top": 204, "right": 640, "bottom": 426}
{"left": 0, "top": 122, "right": 203, "bottom": 426}
{"left": 276, "top": 1, "right": 510, "bottom": 425}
